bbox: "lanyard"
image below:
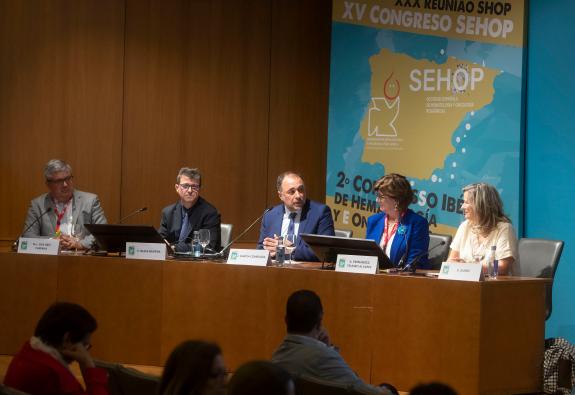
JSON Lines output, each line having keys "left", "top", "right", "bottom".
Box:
{"left": 53, "top": 199, "right": 72, "bottom": 236}
{"left": 381, "top": 213, "right": 404, "bottom": 249}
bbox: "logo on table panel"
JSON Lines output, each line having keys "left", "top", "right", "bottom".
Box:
{"left": 338, "top": 258, "right": 346, "bottom": 268}
{"left": 442, "top": 264, "right": 450, "bottom": 274}
{"left": 368, "top": 72, "right": 400, "bottom": 137}
{"left": 230, "top": 252, "right": 238, "bottom": 261}
{"left": 21, "top": 241, "right": 28, "bottom": 250}
{"left": 128, "top": 246, "right": 135, "bottom": 256}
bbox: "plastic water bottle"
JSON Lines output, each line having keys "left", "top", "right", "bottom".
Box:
{"left": 486, "top": 245, "right": 496, "bottom": 278}
{"left": 276, "top": 236, "right": 285, "bottom": 265}
{"left": 492, "top": 255, "right": 499, "bottom": 279}
{"left": 192, "top": 231, "right": 201, "bottom": 257}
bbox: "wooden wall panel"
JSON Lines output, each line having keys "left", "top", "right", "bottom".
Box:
{"left": 0, "top": 255, "right": 59, "bottom": 354}
{"left": 0, "top": 0, "right": 333, "bottom": 244}
{"left": 0, "top": 0, "right": 125, "bottom": 239}
{"left": 120, "top": 0, "right": 272, "bottom": 242}
{"left": 57, "top": 256, "right": 164, "bottom": 365}
{"left": 267, "top": 0, "right": 332, "bottom": 204}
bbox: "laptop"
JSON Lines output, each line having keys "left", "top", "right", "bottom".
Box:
{"left": 84, "top": 224, "right": 173, "bottom": 254}
{"left": 299, "top": 233, "right": 394, "bottom": 270}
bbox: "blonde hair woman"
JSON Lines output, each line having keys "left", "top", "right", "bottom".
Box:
{"left": 448, "top": 183, "right": 518, "bottom": 275}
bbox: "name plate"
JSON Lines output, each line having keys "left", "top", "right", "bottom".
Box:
{"left": 438, "top": 261, "right": 483, "bottom": 281}
{"left": 17, "top": 237, "right": 60, "bottom": 255}
{"left": 126, "top": 242, "right": 167, "bottom": 261}
{"left": 335, "top": 254, "right": 378, "bottom": 274}
{"left": 227, "top": 249, "right": 270, "bottom": 266}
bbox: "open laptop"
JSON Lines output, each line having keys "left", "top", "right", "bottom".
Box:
{"left": 300, "top": 233, "right": 394, "bottom": 270}
{"left": 84, "top": 224, "right": 174, "bottom": 254}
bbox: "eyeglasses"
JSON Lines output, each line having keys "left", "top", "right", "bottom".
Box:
{"left": 375, "top": 193, "right": 390, "bottom": 202}
{"left": 47, "top": 176, "right": 73, "bottom": 185}
{"left": 179, "top": 183, "right": 200, "bottom": 191}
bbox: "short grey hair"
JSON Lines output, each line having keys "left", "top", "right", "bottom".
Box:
{"left": 44, "top": 159, "right": 72, "bottom": 180}
{"left": 176, "top": 167, "right": 201, "bottom": 186}
{"left": 276, "top": 171, "right": 304, "bottom": 192}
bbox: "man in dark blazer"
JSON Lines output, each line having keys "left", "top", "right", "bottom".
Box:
{"left": 159, "top": 167, "right": 221, "bottom": 253}
{"left": 22, "top": 159, "right": 107, "bottom": 250}
{"left": 258, "top": 171, "right": 335, "bottom": 262}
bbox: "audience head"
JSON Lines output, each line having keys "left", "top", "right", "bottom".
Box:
{"left": 228, "top": 361, "right": 294, "bottom": 395}
{"left": 285, "top": 289, "right": 323, "bottom": 335}
{"left": 43, "top": 159, "right": 74, "bottom": 202}
{"left": 159, "top": 340, "right": 226, "bottom": 395}
{"left": 175, "top": 167, "right": 202, "bottom": 208}
{"left": 34, "top": 302, "right": 97, "bottom": 359}
{"left": 461, "top": 182, "right": 510, "bottom": 235}
{"left": 276, "top": 172, "right": 306, "bottom": 212}
{"left": 373, "top": 173, "right": 413, "bottom": 216}
{"left": 409, "top": 382, "right": 458, "bottom": 395}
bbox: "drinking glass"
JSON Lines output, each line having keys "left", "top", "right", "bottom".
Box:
{"left": 70, "top": 224, "right": 83, "bottom": 254}
{"left": 198, "top": 229, "right": 210, "bottom": 255}
{"left": 285, "top": 234, "right": 297, "bottom": 264}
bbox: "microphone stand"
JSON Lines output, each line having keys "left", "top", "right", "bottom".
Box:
{"left": 191, "top": 207, "right": 272, "bottom": 260}
{"left": 12, "top": 207, "right": 53, "bottom": 251}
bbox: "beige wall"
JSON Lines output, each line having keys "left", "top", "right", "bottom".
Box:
{"left": 0, "top": 0, "right": 331, "bottom": 243}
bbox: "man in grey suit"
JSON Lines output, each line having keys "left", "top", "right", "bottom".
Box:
{"left": 22, "top": 159, "right": 107, "bottom": 250}
{"left": 272, "top": 290, "right": 393, "bottom": 395}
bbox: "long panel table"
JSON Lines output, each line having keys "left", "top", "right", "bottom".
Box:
{"left": 0, "top": 252, "right": 547, "bottom": 394}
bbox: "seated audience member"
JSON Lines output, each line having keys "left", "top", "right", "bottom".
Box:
{"left": 22, "top": 159, "right": 107, "bottom": 250}
{"left": 258, "top": 171, "right": 335, "bottom": 261}
{"left": 159, "top": 168, "right": 221, "bottom": 253}
{"left": 228, "top": 360, "right": 294, "bottom": 395}
{"left": 448, "top": 182, "right": 518, "bottom": 275}
{"left": 3, "top": 302, "right": 108, "bottom": 395}
{"left": 409, "top": 382, "right": 458, "bottom": 395}
{"left": 365, "top": 173, "right": 430, "bottom": 269}
{"left": 272, "top": 290, "right": 393, "bottom": 395}
{"left": 158, "top": 340, "right": 226, "bottom": 395}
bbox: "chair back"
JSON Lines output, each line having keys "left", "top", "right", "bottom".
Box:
{"left": 516, "top": 238, "right": 564, "bottom": 320}
{"left": 95, "top": 360, "right": 160, "bottom": 395}
{"left": 428, "top": 233, "right": 452, "bottom": 270}
{"left": 221, "top": 223, "right": 233, "bottom": 247}
{"left": 335, "top": 229, "right": 353, "bottom": 238}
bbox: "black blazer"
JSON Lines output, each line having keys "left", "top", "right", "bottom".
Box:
{"left": 159, "top": 197, "right": 221, "bottom": 253}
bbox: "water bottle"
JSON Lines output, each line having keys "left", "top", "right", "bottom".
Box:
{"left": 492, "top": 255, "right": 499, "bottom": 279}
{"left": 276, "top": 236, "right": 285, "bottom": 265}
{"left": 192, "top": 231, "right": 201, "bottom": 257}
{"left": 486, "top": 245, "right": 496, "bottom": 278}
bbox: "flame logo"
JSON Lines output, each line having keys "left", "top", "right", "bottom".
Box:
{"left": 384, "top": 72, "right": 400, "bottom": 100}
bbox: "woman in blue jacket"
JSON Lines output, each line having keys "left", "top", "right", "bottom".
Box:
{"left": 366, "top": 173, "right": 430, "bottom": 269}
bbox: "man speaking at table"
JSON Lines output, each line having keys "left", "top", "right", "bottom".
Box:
{"left": 258, "top": 171, "right": 335, "bottom": 262}
{"left": 22, "top": 159, "right": 107, "bottom": 250}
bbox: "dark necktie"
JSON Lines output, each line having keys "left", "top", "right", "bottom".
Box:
{"left": 179, "top": 211, "right": 190, "bottom": 242}
{"left": 287, "top": 212, "right": 297, "bottom": 237}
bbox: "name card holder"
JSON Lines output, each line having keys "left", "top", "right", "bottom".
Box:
{"left": 126, "top": 242, "right": 167, "bottom": 261}
{"left": 227, "top": 249, "right": 270, "bottom": 266}
{"left": 17, "top": 237, "right": 60, "bottom": 256}
{"left": 335, "top": 254, "right": 378, "bottom": 274}
{"left": 438, "top": 261, "right": 483, "bottom": 281}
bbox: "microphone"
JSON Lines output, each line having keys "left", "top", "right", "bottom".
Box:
{"left": 402, "top": 240, "right": 446, "bottom": 273}
{"left": 208, "top": 207, "right": 272, "bottom": 258}
{"left": 12, "top": 207, "right": 53, "bottom": 251}
{"left": 118, "top": 207, "right": 147, "bottom": 224}
{"left": 397, "top": 233, "right": 409, "bottom": 268}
